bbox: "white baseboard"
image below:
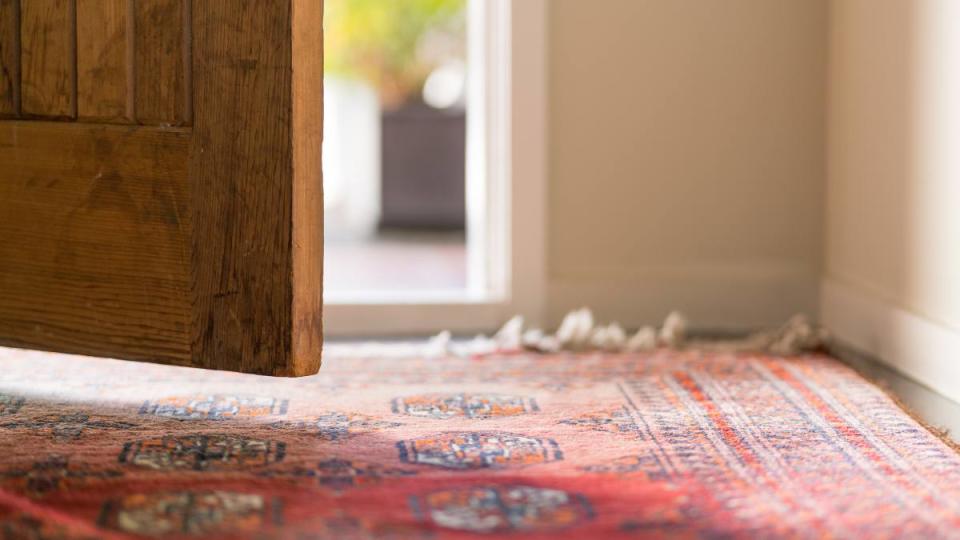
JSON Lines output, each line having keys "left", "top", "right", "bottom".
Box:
{"left": 821, "top": 278, "right": 960, "bottom": 405}
{"left": 547, "top": 263, "right": 820, "bottom": 331}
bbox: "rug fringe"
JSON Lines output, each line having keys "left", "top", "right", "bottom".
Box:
{"left": 326, "top": 309, "right": 831, "bottom": 358}
{"left": 425, "top": 309, "right": 829, "bottom": 358}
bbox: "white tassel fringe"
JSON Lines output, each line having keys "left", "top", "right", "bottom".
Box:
{"left": 327, "top": 309, "right": 829, "bottom": 359}
{"left": 436, "top": 309, "right": 829, "bottom": 358}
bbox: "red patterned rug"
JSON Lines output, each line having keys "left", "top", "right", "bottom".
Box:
{"left": 1, "top": 346, "right": 960, "bottom": 539}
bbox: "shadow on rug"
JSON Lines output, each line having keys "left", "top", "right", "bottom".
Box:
{"left": 1, "top": 347, "right": 959, "bottom": 539}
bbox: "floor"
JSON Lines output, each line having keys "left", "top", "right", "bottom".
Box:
{"left": 324, "top": 230, "right": 466, "bottom": 296}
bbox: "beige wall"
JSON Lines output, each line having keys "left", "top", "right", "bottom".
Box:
{"left": 822, "top": 0, "right": 960, "bottom": 403}
{"left": 547, "top": 0, "right": 828, "bottom": 330}
{"left": 826, "top": 0, "right": 960, "bottom": 330}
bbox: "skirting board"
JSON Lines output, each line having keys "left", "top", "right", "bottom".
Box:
{"left": 830, "top": 343, "right": 960, "bottom": 442}
{"left": 821, "top": 278, "right": 960, "bottom": 406}
{"left": 548, "top": 264, "right": 819, "bottom": 332}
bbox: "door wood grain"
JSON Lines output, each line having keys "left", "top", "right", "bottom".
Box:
{"left": 0, "top": 0, "right": 324, "bottom": 376}
{"left": 76, "top": 0, "right": 129, "bottom": 122}
{"left": 20, "top": 0, "right": 75, "bottom": 118}
{"left": 0, "top": 0, "right": 19, "bottom": 116}
{"left": 134, "top": 0, "right": 188, "bottom": 126}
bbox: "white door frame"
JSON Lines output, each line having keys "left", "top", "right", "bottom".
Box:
{"left": 324, "top": 0, "right": 548, "bottom": 336}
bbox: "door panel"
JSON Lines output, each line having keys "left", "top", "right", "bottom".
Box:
{"left": 20, "top": 0, "right": 74, "bottom": 118}
{"left": 134, "top": 0, "right": 188, "bottom": 125}
{"left": 0, "top": 0, "right": 323, "bottom": 376}
{"left": 0, "top": 122, "right": 192, "bottom": 362}
{"left": 76, "top": 0, "right": 128, "bottom": 122}
{"left": 0, "top": 0, "right": 20, "bottom": 116}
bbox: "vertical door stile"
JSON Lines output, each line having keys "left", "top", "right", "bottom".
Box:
{"left": 20, "top": 0, "right": 76, "bottom": 119}
{"left": 134, "top": 0, "right": 186, "bottom": 126}
{"left": 0, "top": 0, "right": 20, "bottom": 117}
{"left": 76, "top": 0, "right": 130, "bottom": 122}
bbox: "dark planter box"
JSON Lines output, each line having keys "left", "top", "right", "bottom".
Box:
{"left": 379, "top": 103, "right": 466, "bottom": 230}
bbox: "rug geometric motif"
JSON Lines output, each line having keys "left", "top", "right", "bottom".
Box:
{"left": 1, "top": 346, "right": 960, "bottom": 538}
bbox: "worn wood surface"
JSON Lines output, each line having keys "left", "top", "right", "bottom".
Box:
{"left": 190, "top": 0, "right": 296, "bottom": 375}
{"left": 134, "top": 0, "right": 188, "bottom": 126}
{"left": 76, "top": 0, "right": 128, "bottom": 122}
{"left": 20, "top": 0, "right": 75, "bottom": 118}
{"left": 0, "top": 122, "right": 193, "bottom": 363}
{"left": 0, "top": 0, "right": 18, "bottom": 116}
{"left": 0, "top": 0, "right": 324, "bottom": 376}
{"left": 291, "top": 0, "right": 324, "bottom": 376}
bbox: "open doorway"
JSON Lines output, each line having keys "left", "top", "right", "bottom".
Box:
{"left": 322, "top": 0, "right": 547, "bottom": 336}
{"left": 322, "top": 0, "right": 469, "bottom": 298}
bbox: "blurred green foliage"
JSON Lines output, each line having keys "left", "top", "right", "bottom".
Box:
{"left": 325, "top": 0, "right": 466, "bottom": 109}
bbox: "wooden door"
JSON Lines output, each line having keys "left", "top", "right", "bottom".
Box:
{"left": 0, "top": 0, "right": 324, "bottom": 376}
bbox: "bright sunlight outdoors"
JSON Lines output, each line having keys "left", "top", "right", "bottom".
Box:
{"left": 323, "top": 0, "right": 470, "bottom": 298}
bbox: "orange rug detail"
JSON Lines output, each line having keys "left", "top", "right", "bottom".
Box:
{"left": 2, "top": 347, "right": 960, "bottom": 538}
